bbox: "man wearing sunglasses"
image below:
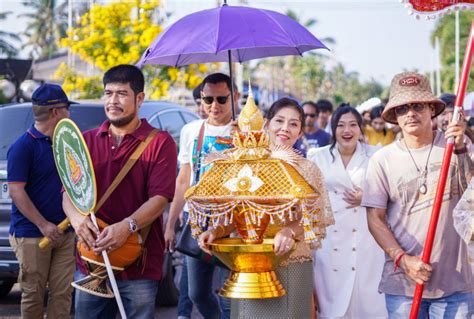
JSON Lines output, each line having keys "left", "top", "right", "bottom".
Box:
{"left": 362, "top": 71, "right": 473, "bottom": 318}
{"left": 294, "top": 101, "right": 331, "bottom": 156}
{"left": 7, "top": 83, "right": 75, "bottom": 318}
{"left": 165, "top": 73, "right": 239, "bottom": 319}
{"left": 303, "top": 101, "right": 331, "bottom": 148}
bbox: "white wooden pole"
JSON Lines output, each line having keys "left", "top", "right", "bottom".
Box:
{"left": 89, "top": 213, "right": 127, "bottom": 319}
{"left": 435, "top": 37, "right": 441, "bottom": 96}
{"left": 455, "top": 10, "right": 460, "bottom": 91}
{"left": 430, "top": 49, "right": 435, "bottom": 91}
{"left": 67, "top": 0, "right": 72, "bottom": 68}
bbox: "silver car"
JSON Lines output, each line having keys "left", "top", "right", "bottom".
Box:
{"left": 0, "top": 100, "right": 198, "bottom": 303}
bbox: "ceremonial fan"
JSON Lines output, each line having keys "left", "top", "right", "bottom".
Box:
{"left": 41, "top": 119, "right": 128, "bottom": 319}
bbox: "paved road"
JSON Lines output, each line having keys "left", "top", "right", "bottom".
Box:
{"left": 0, "top": 284, "right": 194, "bottom": 319}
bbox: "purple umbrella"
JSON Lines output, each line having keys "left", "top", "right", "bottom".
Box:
{"left": 137, "top": 4, "right": 329, "bottom": 117}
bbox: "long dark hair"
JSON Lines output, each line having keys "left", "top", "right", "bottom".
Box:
{"left": 265, "top": 97, "right": 304, "bottom": 127}
{"left": 329, "top": 105, "right": 364, "bottom": 161}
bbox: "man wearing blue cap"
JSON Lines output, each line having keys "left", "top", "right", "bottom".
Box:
{"left": 7, "top": 83, "right": 75, "bottom": 318}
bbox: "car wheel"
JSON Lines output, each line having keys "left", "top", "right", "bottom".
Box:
{"left": 156, "top": 252, "right": 179, "bottom": 307}
{"left": 0, "top": 279, "right": 15, "bottom": 298}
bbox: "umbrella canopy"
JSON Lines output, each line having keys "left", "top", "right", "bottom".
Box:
{"left": 137, "top": 5, "right": 328, "bottom": 67}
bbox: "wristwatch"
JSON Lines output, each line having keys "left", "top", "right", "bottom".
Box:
{"left": 125, "top": 217, "right": 138, "bottom": 233}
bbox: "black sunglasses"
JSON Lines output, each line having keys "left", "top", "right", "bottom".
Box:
{"left": 304, "top": 113, "right": 316, "bottom": 118}
{"left": 201, "top": 94, "right": 231, "bottom": 105}
{"left": 394, "top": 103, "right": 428, "bottom": 116}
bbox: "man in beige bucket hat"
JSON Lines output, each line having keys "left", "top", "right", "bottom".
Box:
{"left": 381, "top": 71, "right": 446, "bottom": 124}
{"left": 362, "top": 71, "right": 473, "bottom": 318}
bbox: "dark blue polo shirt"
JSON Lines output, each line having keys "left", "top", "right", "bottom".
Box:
{"left": 7, "top": 125, "right": 66, "bottom": 237}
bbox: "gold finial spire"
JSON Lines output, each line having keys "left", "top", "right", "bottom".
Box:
{"left": 238, "top": 79, "right": 264, "bottom": 132}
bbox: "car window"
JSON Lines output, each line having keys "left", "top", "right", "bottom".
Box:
{"left": 0, "top": 105, "right": 106, "bottom": 161}
{"left": 148, "top": 116, "right": 162, "bottom": 130}
{"left": 181, "top": 111, "right": 199, "bottom": 123}
{"left": 70, "top": 106, "right": 107, "bottom": 132}
{"left": 155, "top": 111, "right": 186, "bottom": 142}
{"left": 0, "top": 107, "right": 34, "bottom": 160}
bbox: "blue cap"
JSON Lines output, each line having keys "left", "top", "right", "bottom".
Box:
{"left": 32, "top": 83, "right": 71, "bottom": 107}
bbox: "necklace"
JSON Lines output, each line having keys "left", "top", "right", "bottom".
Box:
{"left": 403, "top": 135, "right": 435, "bottom": 195}
{"left": 109, "top": 120, "right": 142, "bottom": 147}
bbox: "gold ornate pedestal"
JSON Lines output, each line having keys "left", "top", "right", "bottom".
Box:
{"left": 209, "top": 238, "right": 291, "bottom": 299}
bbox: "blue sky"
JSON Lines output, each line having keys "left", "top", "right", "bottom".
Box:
{"left": 1, "top": 0, "right": 439, "bottom": 85}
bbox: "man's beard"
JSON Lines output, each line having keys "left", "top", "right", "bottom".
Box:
{"left": 109, "top": 110, "right": 137, "bottom": 127}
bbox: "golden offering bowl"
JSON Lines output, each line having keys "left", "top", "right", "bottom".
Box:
{"left": 209, "top": 238, "right": 292, "bottom": 299}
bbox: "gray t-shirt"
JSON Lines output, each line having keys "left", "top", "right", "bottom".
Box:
{"left": 362, "top": 131, "right": 473, "bottom": 298}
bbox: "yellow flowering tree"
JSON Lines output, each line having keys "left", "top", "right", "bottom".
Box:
{"left": 54, "top": 1, "right": 207, "bottom": 99}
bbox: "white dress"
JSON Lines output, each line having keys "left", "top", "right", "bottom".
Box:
{"left": 308, "top": 143, "right": 387, "bottom": 319}
{"left": 453, "top": 178, "right": 474, "bottom": 271}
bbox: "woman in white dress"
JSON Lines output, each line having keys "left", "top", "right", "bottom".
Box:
{"left": 308, "top": 105, "right": 387, "bottom": 319}
{"left": 453, "top": 177, "right": 474, "bottom": 270}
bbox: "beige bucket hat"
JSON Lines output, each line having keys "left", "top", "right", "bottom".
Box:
{"left": 382, "top": 71, "right": 446, "bottom": 124}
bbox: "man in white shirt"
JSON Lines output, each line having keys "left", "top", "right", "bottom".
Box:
{"left": 165, "top": 73, "right": 239, "bottom": 319}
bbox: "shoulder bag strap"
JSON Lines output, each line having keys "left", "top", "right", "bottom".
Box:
{"left": 192, "top": 122, "right": 206, "bottom": 183}
{"left": 95, "top": 128, "right": 159, "bottom": 242}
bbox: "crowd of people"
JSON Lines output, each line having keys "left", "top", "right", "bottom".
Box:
{"left": 5, "top": 65, "right": 473, "bottom": 319}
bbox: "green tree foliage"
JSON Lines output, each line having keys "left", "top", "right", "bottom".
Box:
{"left": 304, "top": 63, "right": 383, "bottom": 106}
{"left": 0, "top": 90, "right": 7, "bottom": 104}
{"left": 54, "top": 1, "right": 207, "bottom": 99}
{"left": 285, "top": 9, "right": 335, "bottom": 46}
{"left": 431, "top": 11, "right": 474, "bottom": 92}
{"left": 0, "top": 11, "right": 20, "bottom": 57}
{"left": 327, "top": 64, "right": 384, "bottom": 106}
{"left": 254, "top": 10, "right": 383, "bottom": 106}
{"left": 257, "top": 53, "right": 383, "bottom": 107}
{"left": 20, "top": 0, "right": 68, "bottom": 58}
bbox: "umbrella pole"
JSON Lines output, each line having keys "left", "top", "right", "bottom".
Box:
{"left": 409, "top": 21, "right": 474, "bottom": 319}
{"left": 228, "top": 50, "right": 236, "bottom": 120}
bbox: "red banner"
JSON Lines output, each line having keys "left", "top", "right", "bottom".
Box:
{"left": 403, "top": 0, "right": 474, "bottom": 16}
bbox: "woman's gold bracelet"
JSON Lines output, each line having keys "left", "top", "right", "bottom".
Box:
{"left": 215, "top": 224, "right": 226, "bottom": 238}
{"left": 283, "top": 227, "right": 296, "bottom": 239}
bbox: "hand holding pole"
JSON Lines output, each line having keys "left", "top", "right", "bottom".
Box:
{"left": 38, "top": 218, "right": 70, "bottom": 249}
